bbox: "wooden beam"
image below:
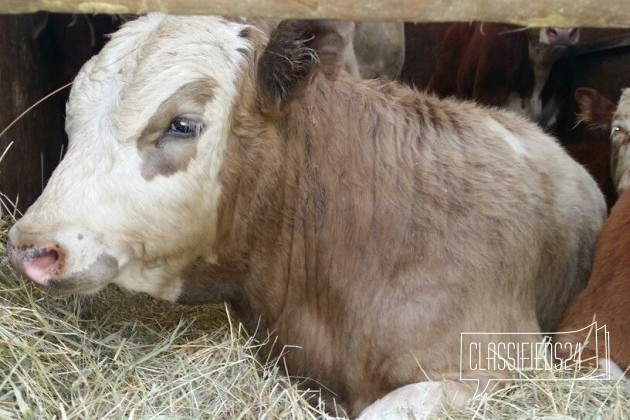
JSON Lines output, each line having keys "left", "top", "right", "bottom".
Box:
{"left": 0, "top": 0, "right": 628, "bottom": 28}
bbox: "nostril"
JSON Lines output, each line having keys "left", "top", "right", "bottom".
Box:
{"left": 546, "top": 28, "right": 558, "bottom": 40}
{"left": 28, "top": 249, "right": 60, "bottom": 272}
{"left": 12, "top": 243, "right": 65, "bottom": 287}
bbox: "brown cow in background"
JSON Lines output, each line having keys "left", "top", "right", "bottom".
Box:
{"left": 554, "top": 188, "right": 630, "bottom": 375}
{"left": 426, "top": 22, "right": 579, "bottom": 128}
{"left": 563, "top": 88, "right": 617, "bottom": 207}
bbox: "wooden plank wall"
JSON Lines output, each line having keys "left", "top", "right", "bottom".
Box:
{"left": 0, "top": 15, "right": 118, "bottom": 212}
{"left": 0, "top": 14, "right": 66, "bottom": 213}
{"left": 0, "top": 0, "right": 628, "bottom": 28}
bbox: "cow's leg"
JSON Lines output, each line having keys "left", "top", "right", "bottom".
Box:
{"left": 357, "top": 380, "right": 473, "bottom": 419}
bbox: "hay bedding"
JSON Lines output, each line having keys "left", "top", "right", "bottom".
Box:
{"left": 0, "top": 217, "right": 628, "bottom": 419}
{"left": 0, "top": 221, "right": 331, "bottom": 419}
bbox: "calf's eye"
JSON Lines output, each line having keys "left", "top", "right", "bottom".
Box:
{"left": 611, "top": 126, "right": 630, "bottom": 145}
{"left": 167, "top": 116, "right": 204, "bottom": 138}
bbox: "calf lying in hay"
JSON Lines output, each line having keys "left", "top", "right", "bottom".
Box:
{"left": 6, "top": 14, "right": 608, "bottom": 417}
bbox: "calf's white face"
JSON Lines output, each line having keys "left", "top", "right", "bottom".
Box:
{"left": 611, "top": 88, "right": 630, "bottom": 194}
{"left": 8, "top": 14, "right": 251, "bottom": 300}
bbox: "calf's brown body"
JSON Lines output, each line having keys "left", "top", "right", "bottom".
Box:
{"left": 177, "top": 23, "right": 605, "bottom": 414}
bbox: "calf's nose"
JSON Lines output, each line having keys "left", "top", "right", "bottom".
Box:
{"left": 7, "top": 241, "right": 65, "bottom": 286}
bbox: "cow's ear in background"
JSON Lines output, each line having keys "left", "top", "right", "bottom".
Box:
{"left": 257, "top": 19, "right": 355, "bottom": 112}
{"left": 574, "top": 87, "right": 617, "bottom": 133}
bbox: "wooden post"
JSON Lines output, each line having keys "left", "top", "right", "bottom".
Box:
{"left": 0, "top": 14, "right": 67, "bottom": 212}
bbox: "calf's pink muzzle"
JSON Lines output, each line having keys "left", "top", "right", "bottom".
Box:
{"left": 7, "top": 242, "right": 65, "bottom": 287}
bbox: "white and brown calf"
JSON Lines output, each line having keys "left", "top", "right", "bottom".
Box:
{"left": 8, "top": 14, "right": 605, "bottom": 418}
{"left": 575, "top": 87, "right": 630, "bottom": 196}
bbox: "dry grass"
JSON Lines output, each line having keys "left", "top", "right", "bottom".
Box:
{"left": 437, "top": 371, "right": 630, "bottom": 419}
{"left": 1, "top": 214, "right": 629, "bottom": 419}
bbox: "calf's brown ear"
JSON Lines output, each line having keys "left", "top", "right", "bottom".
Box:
{"left": 257, "top": 19, "right": 355, "bottom": 112}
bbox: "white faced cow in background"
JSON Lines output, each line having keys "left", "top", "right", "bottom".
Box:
{"left": 574, "top": 87, "right": 630, "bottom": 196}
{"left": 8, "top": 14, "right": 605, "bottom": 418}
{"left": 427, "top": 22, "right": 579, "bottom": 128}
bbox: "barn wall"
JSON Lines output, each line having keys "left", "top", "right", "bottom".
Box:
{"left": 0, "top": 14, "right": 119, "bottom": 213}
{"left": 0, "top": 14, "right": 66, "bottom": 213}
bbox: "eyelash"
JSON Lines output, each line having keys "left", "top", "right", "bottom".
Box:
{"left": 167, "top": 117, "right": 205, "bottom": 138}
